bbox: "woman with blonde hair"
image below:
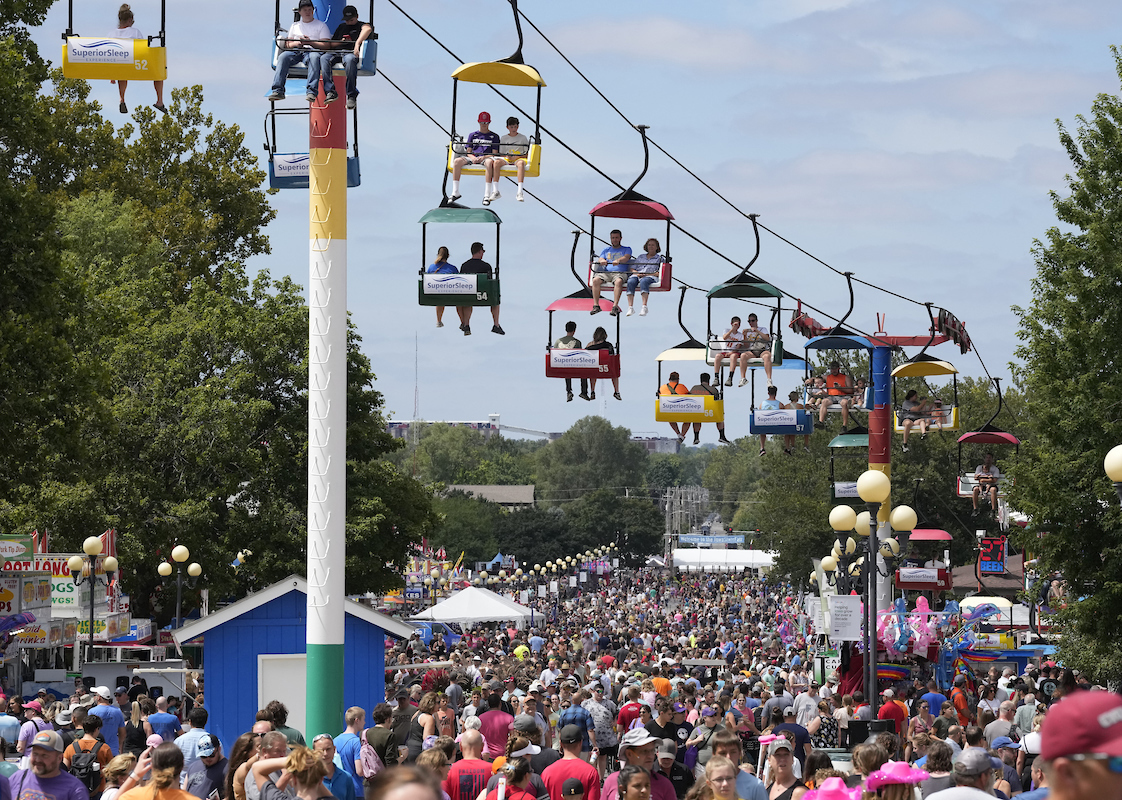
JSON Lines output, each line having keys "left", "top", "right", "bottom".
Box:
{"left": 252, "top": 745, "right": 331, "bottom": 800}
{"left": 102, "top": 752, "right": 139, "bottom": 800}
{"left": 111, "top": 4, "right": 167, "bottom": 114}
{"left": 414, "top": 749, "right": 450, "bottom": 800}
{"left": 119, "top": 742, "right": 191, "bottom": 800}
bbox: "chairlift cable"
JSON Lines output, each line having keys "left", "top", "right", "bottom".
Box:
{"left": 382, "top": 0, "right": 954, "bottom": 349}
{"left": 514, "top": 5, "right": 947, "bottom": 313}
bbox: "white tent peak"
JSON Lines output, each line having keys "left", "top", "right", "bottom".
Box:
{"left": 410, "top": 586, "right": 533, "bottom": 625}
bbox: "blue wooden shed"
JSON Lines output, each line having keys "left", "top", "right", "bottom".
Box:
{"left": 173, "top": 575, "right": 414, "bottom": 753}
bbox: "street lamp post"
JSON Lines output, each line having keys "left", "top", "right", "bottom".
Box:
{"left": 68, "top": 537, "right": 119, "bottom": 667}
{"left": 157, "top": 545, "right": 202, "bottom": 628}
{"left": 1106, "top": 445, "right": 1122, "bottom": 503}
{"left": 856, "top": 470, "right": 891, "bottom": 716}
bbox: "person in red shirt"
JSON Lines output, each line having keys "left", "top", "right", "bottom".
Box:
{"left": 542, "top": 725, "right": 601, "bottom": 800}
{"left": 443, "top": 731, "right": 491, "bottom": 800}
{"left": 616, "top": 686, "right": 645, "bottom": 732}
{"left": 877, "top": 688, "right": 907, "bottom": 735}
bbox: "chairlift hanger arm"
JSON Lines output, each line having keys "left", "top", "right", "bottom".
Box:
{"left": 498, "top": 0, "right": 526, "bottom": 66}
{"left": 568, "top": 230, "right": 587, "bottom": 293}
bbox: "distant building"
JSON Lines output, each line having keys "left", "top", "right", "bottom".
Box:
{"left": 631, "top": 436, "right": 682, "bottom": 454}
{"left": 387, "top": 420, "right": 499, "bottom": 440}
{"left": 445, "top": 485, "right": 535, "bottom": 509}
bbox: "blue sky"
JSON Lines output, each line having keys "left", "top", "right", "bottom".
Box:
{"left": 35, "top": 0, "right": 1122, "bottom": 437}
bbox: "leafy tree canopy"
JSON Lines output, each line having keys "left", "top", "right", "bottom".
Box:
{"left": 1009, "top": 46, "right": 1122, "bottom": 683}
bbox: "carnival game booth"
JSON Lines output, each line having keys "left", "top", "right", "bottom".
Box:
{"left": 174, "top": 576, "right": 413, "bottom": 752}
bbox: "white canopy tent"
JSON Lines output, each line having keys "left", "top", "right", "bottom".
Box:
{"left": 410, "top": 586, "right": 534, "bottom": 626}
{"left": 672, "top": 549, "right": 776, "bottom": 572}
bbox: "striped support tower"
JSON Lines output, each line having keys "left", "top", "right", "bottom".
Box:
{"left": 865, "top": 343, "right": 893, "bottom": 707}
{"left": 306, "top": 70, "right": 347, "bottom": 740}
{"left": 868, "top": 343, "right": 893, "bottom": 608}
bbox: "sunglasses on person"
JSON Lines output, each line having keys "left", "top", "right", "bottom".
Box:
{"left": 1067, "top": 753, "right": 1122, "bottom": 773}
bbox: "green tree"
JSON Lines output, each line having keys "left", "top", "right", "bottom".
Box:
{"left": 703, "top": 441, "right": 763, "bottom": 525}
{"left": 535, "top": 417, "right": 647, "bottom": 504}
{"left": 430, "top": 491, "right": 503, "bottom": 565}
{"left": 1009, "top": 47, "right": 1122, "bottom": 683}
{"left": 567, "top": 489, "right": 664, "bottom": 565}
{"left": 492, "top": 507, "right": 570, "bottom": 567}
{"left": 0, "top": 74, "right": 435, "bottom": 622}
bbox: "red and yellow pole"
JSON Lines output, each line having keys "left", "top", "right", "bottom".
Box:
{"left": 306, "top": 70, "right": 347, "bottom": 740}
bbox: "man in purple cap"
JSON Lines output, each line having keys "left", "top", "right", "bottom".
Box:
{"left": 1035, "top": 690, "right": 1122, "bottom": 800}
{"left": 16, "top": 729, "right": 87, "bottom": 800}
{"left": 449, "top": 113, "right": 500, "bottom": 203}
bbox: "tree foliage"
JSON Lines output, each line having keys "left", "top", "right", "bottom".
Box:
{"left": 535, "top": 416, "right": 647, "bottom": 504}
{"left": 0, "top": 54, "right": 435, "bottom": 622}
{"left": 1009, "top": 47, "right": 1122, "bottom": 683}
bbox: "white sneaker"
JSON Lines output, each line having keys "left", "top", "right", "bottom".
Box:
{"left": 639, "top": 306, "right": 648, "bottom": 316}
{"left": 516, "top": 188, "right": 524, "bottom": 202}
{"left": 625, "top": 307, "right": 633, "bottom": 317}
{"left": 490, "top": 190, "right": 501, "bottom": 202}
{"left": 481, "top": 196, "right": 490, "bottom": 206}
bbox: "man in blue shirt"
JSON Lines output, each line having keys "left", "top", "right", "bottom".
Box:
{"left": 590, "top": 229, "right": 632, "bottom": 317}
{"left": 758, "top": 385, "right": 783, "bottom": 456}
{"left": 557, "top": 691, "right": 597, "bottom": 755}
{"left": 0, "top": 697, "right": 20, "bottom": 745}
{"left": 88, "top": 687, "right": 126, "bottom": 755}
{"left": 920, "top": 680, "right": 949, "bottom": 717}
{"left": 334, "top": 707, "right": 366, "bottom": 800}
{"left": 148, "top": 696, "right": 183, "bottom": 742}
{"left": 314, "top": 733, "right": 356, "bottom": 800}
{"left": 176, "top": 707, "right": 212, "bottom": 767}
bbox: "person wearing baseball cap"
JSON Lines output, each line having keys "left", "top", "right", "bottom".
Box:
{"left": 771, "top": 707, "right": 811, "bottom": 775}
{"left": 183, "top": 733, "right": 227, "bottom": 799}
{"left": 541, "top": 725, "right": 600, "bottom": 800}
{"left": 931, "top": 747, "right": 995, "bottom": 799}
{"left": 656, "top": 737, "right": 694, "bottom": 798}
{"left": 1034, "top": 691, "right": 1122, "bottom": 800}
{"left": 88, "top": 685, "right": 127, "bottom": 755}
{"left": 449, "top": 112, "right": 500, "bottom": 204}
{"left": 17, "top": 699, "right": 53, "bottom": 756}
{"left": 24, "top": 729, "right": 87, "bottom": 796}
{"left": 561, "top": 778, "right": 585, "bottom": 800}
{"left": 317, "top": 5, "right": 373, "bottom": 109}
{"left": 266, "top": 0, "right": 333, "bottom": 104}
{"left": 603, "top": 728, "right": 675, "bottom": 800}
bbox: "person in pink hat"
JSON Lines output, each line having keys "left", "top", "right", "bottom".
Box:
{"left": 1037, "top": 690, "right": 1122, "bottom": 800}
{"left": 16, "top": 700, "right": 53, "bottom": 755}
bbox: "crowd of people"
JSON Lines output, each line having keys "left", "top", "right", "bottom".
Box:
{"left": 0, "top": 571, "right": 1115, "bottom": 800}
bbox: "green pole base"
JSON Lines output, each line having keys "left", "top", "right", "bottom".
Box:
{"left": 306, "top": 643, "right": 345, "bottom": 739}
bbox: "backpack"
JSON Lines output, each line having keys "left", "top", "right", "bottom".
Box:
{"left": 359, "top": 729, "right": 385, "bottom": 780}
{"left": 69, "top": 738, "right": 107, "bottom": 797}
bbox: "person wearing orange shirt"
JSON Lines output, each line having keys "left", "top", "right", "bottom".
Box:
{"left": 659, "top": 371, "right": 689, "bottom": 440}
{"left": 817, "top": 361, "right": 855, "bottom": 431}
